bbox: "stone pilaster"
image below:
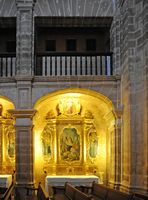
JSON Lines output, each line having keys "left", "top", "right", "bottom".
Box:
{"left": 16, "top": 0, "right": 35, "bottom": 75}
{"left": 143, "top": 0, "right": 148, "bottom": 192}
{"left": 15, "top": 76, "right": 33, "bottom": 109}
{"left": 114, "top": 110, "right": 122, "bottom": 189}
{"left": 8, "top": 109, "right": 36, "bottom": 188}
{"left": 107, "top": 125, "right": 115, "bottom": 187}
{"left": 110, "top": 9, "right": 121, "bottom": 75}
{"left": 106, "top": 108, "right": 122, "bottom": 189}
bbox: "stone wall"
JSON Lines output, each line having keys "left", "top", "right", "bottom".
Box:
{"left": 120, "top": 0, "right": 148, "bottom": 193}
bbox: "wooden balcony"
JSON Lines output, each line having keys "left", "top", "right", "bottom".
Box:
{"left": 35, "top": 52, "right": 113, "bottom": 76}
{"left": 0, "top": 52, "right": 113, "bottom": 77}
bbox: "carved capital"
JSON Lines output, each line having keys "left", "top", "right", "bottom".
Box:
{"left": 16, "top": 0, "right": 36, "bottom": 9}
{"left": 8, "top": 109, "right": 36, "bottom": 119}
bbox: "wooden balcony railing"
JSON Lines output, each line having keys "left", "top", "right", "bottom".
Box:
{"left": 0, "top": 54, "right": 16, "bottom": 77}
{"left": 35, "top": 52, "right": 113, "bottom": 76}
{"left": 0, "top": 53, "right": 113, "bottom": 77}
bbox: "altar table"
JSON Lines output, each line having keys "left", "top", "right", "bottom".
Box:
{"left": 45, "top": 175, "right": 99, "bottom": 193}
{"left": 0, "top": 175, "right": 12, "bottom": 188}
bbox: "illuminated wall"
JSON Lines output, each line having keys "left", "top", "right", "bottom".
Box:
{"left": 33, "top": 89, "right": 116, "bottom": 184}
{"left": 0, "top": 96, "right": 15, "bottom": 174}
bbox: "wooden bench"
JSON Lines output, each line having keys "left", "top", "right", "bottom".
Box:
{"left": 26, "top": 183, "right": 49, "bottom": 200}
{"left": 132, "top": 193, "right": 148, "bottom": 200}
{"left": 74, "top": 188, "right": 92, "bottom": 200}
{"left": 54, "top": 182, "right": 92, "bottom": 200}
{"left": 0, "top": 183, "right": 14, "bottom": 200}
{"left": 90, "top": 182, "right": 132, "bottom": 200}
{"left": 90, "top": 182, "right": 108, "bottom": 200}
{"left": 106, "top": 188, "right": 132, "bottom": 200}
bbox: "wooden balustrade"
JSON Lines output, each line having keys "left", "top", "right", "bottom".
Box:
{"left": 0, "top": 52, "right": 113, "bottom": 77}
{"left": 35, "top": 52, "right": 113, "bottom": 76}
{"left": 0, "top": 54, "right": 16, "bottom": 77}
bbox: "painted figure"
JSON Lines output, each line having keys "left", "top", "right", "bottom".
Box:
{"left": 7, "top": 126, "right": 15, "bottom": 158}
{"left": 89, "top": 130, "right": 98, "bottom": 158}
{"left": 41, "top": 126, "right": 52, "bottom": 159}
{"left": 60, "top": 128, "right": 80, "bottom": 161}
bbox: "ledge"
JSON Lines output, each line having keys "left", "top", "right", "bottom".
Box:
{"left": 0, "top": 75, "right": 121, "bottom": 84}
{"left": 8, "top": 109, "right": 36, "bottom": 118}
{"left": 33, "top": 75, "right": 121, "bottom": 82}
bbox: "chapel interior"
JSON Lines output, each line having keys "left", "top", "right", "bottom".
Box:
{"left": 0, "top": 0, "right": 148, "bottom": 199}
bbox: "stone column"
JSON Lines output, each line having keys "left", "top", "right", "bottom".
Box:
{"left": 8, "top": 109, "right": 36, "bottom": 200}
{"left": 120, "top": 0, "right": 148, "bottom": 193}
{"left": 143, "top": 0, "right": 148, "bottom": 192}
{"left": 16, "top": 0, "right": 35, "bottom": 75}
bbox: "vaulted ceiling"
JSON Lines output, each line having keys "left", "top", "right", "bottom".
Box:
{"left": 0, "top": 0, "right": 116, "bottom": 17}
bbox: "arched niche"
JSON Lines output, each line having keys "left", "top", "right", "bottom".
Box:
{"left": 0, "top": 96, "right": 15, "bottom": 174}
{"left": 33, "top": 88, "right": 116, "bottom": 184}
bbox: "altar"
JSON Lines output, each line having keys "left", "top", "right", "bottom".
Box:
{"left": 45, "top": 175, "right": 99, "bottom": 192}
{"left": 0, "top": 175, "right": 12, "bottom": 188}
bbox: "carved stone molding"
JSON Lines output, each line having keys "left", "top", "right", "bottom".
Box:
{"left": 8, "top": 109, "right": 36, "bottom": 119}
{"left": 16, "top": 0, "right": 36, "bottom": 8}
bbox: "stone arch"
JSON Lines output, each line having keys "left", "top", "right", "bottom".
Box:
{"left": 0, "top": 95, "right": 15, "bottom": 115}
{"left": 33, "top": 88, "right": 119, "bottom": 185}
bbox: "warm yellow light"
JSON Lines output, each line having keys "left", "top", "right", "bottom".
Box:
{"left": 33, "top": 89, "right": 115, "bottom": 179}
{"left": 0, "top": 97, "right": 14, "bottom": 116}
{"left": 34, "top": 131, "right": 42, "bottom": 161}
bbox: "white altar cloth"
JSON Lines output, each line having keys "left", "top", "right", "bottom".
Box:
{"left": 45, "top": 175, "right": 99, "bottom": 192}
{"left": 0, "top": 175, "right": 12, "bottom": 188}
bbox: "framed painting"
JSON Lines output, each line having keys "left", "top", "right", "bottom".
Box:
{"left": 57, "top": 123, "right": 83, "bottom": 164}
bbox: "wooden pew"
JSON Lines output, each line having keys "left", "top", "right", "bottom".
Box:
{"left": 74, "top": 189, "right": 92, "bottom": 200}
{"left": 90, "top": 181, "right": 108, "bottom": 200}
{"left": 26, "top": 183, "right": 49, "bottom": 200}
{"left": 90, "top": 181, "right": 132, "bottom": 200}
{"left": 0, "top": 183, "right": 14, "bottom": 200}
{"left": 54, "top": 182, "right": 75, "bottom": 200}
{"left": 54, "top": 182, "right": 91, "bottom": 200}
{"left": 106, "top": 188, "right": 132, "bottom": 200}
{"left": 132, "top": 193, "right": 148, "bottom": 200}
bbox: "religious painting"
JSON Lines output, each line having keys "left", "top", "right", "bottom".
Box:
{"left": 88, "top": 126, "right": 98, "bottom": 159}
{"left": 7, "top": 126, "right": 15, "bottom": 159}
{"left": 57, "top": 97, "right": 81, "bottom": 116}
{"left": 60, "top": 127, "right": 80, "bottom": 161}
{"left": 41, "top": 124, "right": 53, "bottom": 161}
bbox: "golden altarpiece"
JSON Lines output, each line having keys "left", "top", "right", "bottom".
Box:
{"left": 0, "top": 104, "right": 15, "bottom": 174}
{"left": 40, "top": 98, "right": 99, "bottom": 176}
